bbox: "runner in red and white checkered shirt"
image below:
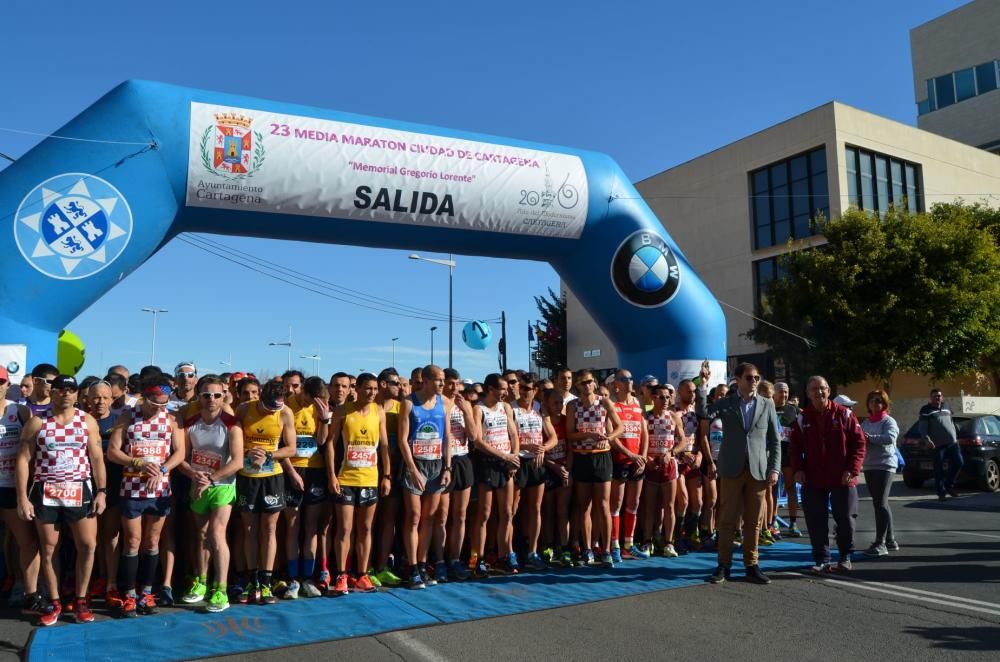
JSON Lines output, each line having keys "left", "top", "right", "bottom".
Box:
{"left": 15, "top": 374, "right": 107, "bottom": 627}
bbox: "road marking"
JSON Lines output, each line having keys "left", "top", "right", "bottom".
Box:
{"left": 778, "top": 572, "right": 1000, "bottom": 618}
{"left": 945, "top": 530, "right": 1000, "bottom": 540}
{"left": 380, "top": 631, "right": 451, "bottom": 662}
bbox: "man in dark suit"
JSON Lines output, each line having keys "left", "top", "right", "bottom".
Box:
{"left": 696, "top": 362, "right": 780, "bottom": 584}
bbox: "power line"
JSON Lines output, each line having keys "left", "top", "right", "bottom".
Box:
{"left": 0, "top": 126, "right": 153, "bottom": 147}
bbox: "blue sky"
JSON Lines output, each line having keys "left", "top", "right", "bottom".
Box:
{"left": 0, "top": 0, "right": 968, "bottom": 380}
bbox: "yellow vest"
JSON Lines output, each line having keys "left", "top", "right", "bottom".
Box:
{"left": 289, "top": 394, "right": 324, "bottom": 469}
{"left": 240, "top": 402, "right": 283, "bottom": 477}
{"left": 338, "top": 401, "right": 380, "bottom": 487}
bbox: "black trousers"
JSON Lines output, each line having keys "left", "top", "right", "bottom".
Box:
{"left": 801, "top": 485, "right": 858, "bottom": 563}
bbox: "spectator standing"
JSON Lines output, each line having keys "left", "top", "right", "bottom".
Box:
{"left": 860, "top": 390, "right": 899, "bottom": 557}
{"left": 918, "top": 389, "right": 963, "bottom": 500}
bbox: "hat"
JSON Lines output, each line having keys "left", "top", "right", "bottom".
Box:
{"left": 51, "top": 375, "right": 79, "bottom": 390}
{"left": 833, "top": 394, "right": 857, "bottom": 407}
{"left": 664, "top": 383, "right": 676, "bottom": 391}
{"left": 639, "top": 374, "right": 658, "bottom": 386}
{"left": 603, "top": 374, "right": 616, "bottom": 386}
{"left": 0, "top": 366, "right": 8, "bottom": 383}
{"left": 462, "top": 378, "right": 474, "bottom": 386}
{"left": 174, "top": 362, "right": 197, "bottom": 376}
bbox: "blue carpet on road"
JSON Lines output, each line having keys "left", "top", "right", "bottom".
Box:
{"left": 28, "top": 542, "right": 812, "bottom": 661}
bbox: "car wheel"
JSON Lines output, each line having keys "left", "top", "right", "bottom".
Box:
{"left": 978, "top": 459, "right": 999, "bottom": 493}
{"left": 903, "top": 470, "right": 925, "bottom": 489}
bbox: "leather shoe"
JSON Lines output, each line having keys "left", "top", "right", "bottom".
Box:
{"left": 708, "top": 565, "right": 730, "bottom": 584}
{"left": 745, "top": 565, "right": 771, "bottom": 584}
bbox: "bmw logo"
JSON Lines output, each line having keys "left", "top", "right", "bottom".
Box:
{"left": 610, "top": 230, "right": 681, "bottom": 307}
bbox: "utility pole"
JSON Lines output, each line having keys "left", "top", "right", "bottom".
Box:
{"left": 499, "top": 311, "right": 508, "bottom": 372}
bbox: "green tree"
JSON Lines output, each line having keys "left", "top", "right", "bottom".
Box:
{"left": 532, "top": 287, "right": 567, "bottom": 370}
{"left": 747, "top": 205, "right": 1000, "bottom": 392}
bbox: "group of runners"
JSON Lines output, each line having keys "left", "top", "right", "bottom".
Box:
{"left": 0, "top": 360, "right": 793, "bottom": 626}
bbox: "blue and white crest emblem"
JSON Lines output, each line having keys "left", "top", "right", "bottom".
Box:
{"left": 14, "top": 173, "right": 132, "bottom": 280}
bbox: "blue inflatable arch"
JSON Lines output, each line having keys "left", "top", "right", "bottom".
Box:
{"left": 0, "top": 81, "right": 726, "bottom": 378}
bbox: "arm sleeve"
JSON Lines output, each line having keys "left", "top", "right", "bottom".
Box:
{"left": 917, "top": 405, "right": 930, "bottom": 438}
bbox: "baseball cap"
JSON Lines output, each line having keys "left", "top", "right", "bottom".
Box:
{"left": 639, "top": 374, "right": 658, "bottom": 386}
{"left": 52, "top": 375, "right": 79, "bottom": 390}
{"left": 174, "top": 362, "right": 197, "bottom": 376}
{"left": 0, "top": 366, "right": 8, "bottom": 383}
{"left": 833, "top": 394, "right": 857, "bottom": 407}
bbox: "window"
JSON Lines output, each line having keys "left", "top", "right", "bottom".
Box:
{"left": 920, "top": 60, "right": 999, "bottom": 115}
{"left": 976, "top": 62, "right": 998, "bottom": 94}
{"left": 754, "top": 256, "right": 785, "bottom": 315}
{"left": 844, "top": 146, "right": 922, "bottom": 215}
{"left": 749, "top": 146, "right": 828, "bottom": 249}
{"left": 955, "top": 68, "right": 976, "bottom": 102}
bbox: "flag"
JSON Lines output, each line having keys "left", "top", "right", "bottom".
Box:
{"left": 528, "top": 323, "right": 535, "bottom": 342}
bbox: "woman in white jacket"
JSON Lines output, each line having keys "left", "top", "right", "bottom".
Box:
{"left": 860, "top": 389, "right": 899, "bottom": 557}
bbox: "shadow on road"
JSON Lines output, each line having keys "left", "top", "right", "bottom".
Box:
{"left": 903, "top": 625, "right": 1000, "bottom": 651}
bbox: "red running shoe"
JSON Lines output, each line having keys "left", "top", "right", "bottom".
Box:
{"left": 75, "top": 598, "right": 95, "bottom": 623}
{"left": 38, "top": 601, "right": 61, "bottom": 627}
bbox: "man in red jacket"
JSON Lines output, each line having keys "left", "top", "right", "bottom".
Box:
{"left": 789, "top": 376, "right": 866, "bottom": 573}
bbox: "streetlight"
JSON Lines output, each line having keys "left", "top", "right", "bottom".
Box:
{"left": 140, "top": 308, "right": 168, "bottom": 366}
{"left": 391, "top": 337, "right": 399, "bottom": 368}
{"left": 269, "top": 326, "right": 293, "bottom": 371}
{"left": 430, "top": 326, "right": 438, "bottom": 364}
{"left": 300, "top": 354, "right": 321, "bottom": 374}
{"left": 219, "top": 352, "right": 232, "bottom": 369}
{"left": 409, "top": 253, "right": 456, "bottom": 369}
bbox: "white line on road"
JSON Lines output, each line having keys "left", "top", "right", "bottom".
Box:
{"left": 945, "top": 530, "right": 1000, "bottom": 540}
{"left": 778, "top": 572, "right": 1000, "bottom": 618}
{"left": 380, "top": 631, "right": 452, "bottom": 662}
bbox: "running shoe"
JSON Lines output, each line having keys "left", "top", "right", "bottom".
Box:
{"left": 105, "top": 587, "right": 124, "bottom": 609}
{"left": 284, "top": 579, "right": 301, "bottom": 600}
{"left": 663, "top": 543, "right": 679, "bottom": 558}
{"left": 473, "top": 559, "right": 489, "bottom": 579}
{"left": 448, "top": 559, "right": 471, "bottom": 581}
{"left": 864, "top": 543, "right": 888, "bottom": 558}
{"left": 156, "top": 585, "right": 174, "bottom": 607}
{"left": 837, "top": 558, "right": 853, "bottom": 572}
{"left": 502, "top": 552, "right": 520, "bottom": 575}
{"left": 38, "top": 600, "right": 61, "bottom": 627}
{"left": 120, "top": 594, "right": 138, "bottom": 618}
{"left": 317, "top": 569, "right": 331, "bottom": 592}
{"left": 583, "top": 549, "right": 596, "bottom": 566}
{"left": 434, "top": 560, "right": 449, "bottom": 584}
{"left": 273, "top": 579, "right": 288, "bottom": 599}
{"left": 89, "top": 576, "right": 107, "bottom": 600}
{"left": 301, "top": 579, "right": 323, "bottom": 597}
{"left": 354, "top": 574, "right": 377, "bottom": 593}
{"left": 758, "top": 530, "right": 774, "bottom": 546}
{"left": 810, "top": 562, "right": 834, "bottom": 575}
{"left": 332, "top": 573, "right": 350, "bottom": 596}
{"left": 560, "top": 549, "right": 575, "bottom": 568}
{"left": 366, "top": 571, "right": 383, "bottom": 588}
{"left": 886, "top": 540, "right": 900, "bottom": 551}
{"left": 205, "top": 588, "right": 230, "bottom": 613}
{"left": 421, "top": 566, "right": 438, "bottom": 587}
{"left": 600, "top": 551, "right": 615, "bottom": 568}
{"left": 75, "top": 598, "right": 94, "bottom": 623}
{"left": 374, "top": 567, "right": 402, "bottom": 587}
{"left": 674, "top": 537, "right": 691, "bottom": 555}
{"left": 541, "top": 547, "right": 554, "bottom": 564}
{"left": 408, "top": 571, "right": 426, "bottom": 590}
{"left": 610, "top": 546, "right": 623, "bottom": 564}
{"left": 229, "top": 582, "right": 246, "bottom": 604}
{"left": 653, "top": 537, "right": 666, "bottom": 556}
{"left": 245, "top": 581, "right": 260, "bottom": 605}
{"left": 138, "top": 592, "right": 158, "bottom": 615}
{"left": 770, "top": 526, "right": 783, "bottom": 541}
{"left": 734, "top": 531, "right": 743, "bottom": 547}
{"left": 259, "top": 584, "right": 277, "bottom": 604}
{"left": 690, "top": 529, "right": 702, "bottom": 547}
{"left": 182, "top": 579, "right": 207, "bottom": 604}
{"left": 628, "top": 543, "right": 650, "bottom": 559}
{"left": 786, "top": 523, "right": 803, "bottom": 538}
{"left": 524, "top": 552, "right": 546, "bottom": 571}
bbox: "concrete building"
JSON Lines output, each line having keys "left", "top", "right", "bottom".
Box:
{"left": 566, "top": 101, "right": 1000, "bottom": 394}
{"left": 912, "top": 0, "right": 1000, "bottom": 154}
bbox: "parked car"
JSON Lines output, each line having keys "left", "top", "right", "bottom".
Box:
{"left": 898, "top": 414, "right": 1000, "bottom": 492}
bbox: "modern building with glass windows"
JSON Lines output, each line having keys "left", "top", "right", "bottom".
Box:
{"left": 565, "top": 101, "right": 1000, "bottom": 392}
{"left": 912, "top": 0, "right": 1000, "bottom": 153}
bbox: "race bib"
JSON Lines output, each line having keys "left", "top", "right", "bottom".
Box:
{"left": 243, "top": 452, "right": 275, "bottom": 475}
{"left": 295, "top": 436, "right": 318, "bottom": 459}
{"left": 649, "top": 434, "right": 674, "bottom": 455}
{"left": 547, "top": 441, "right": 566, "bottom": 462}
{"left": 346, "top": 444, "right": 377, "bottom": 468}
{"left": 191, "top": 448, "right": 222, "bottom": 473}
{"left": 622, "top": 419, "right": 642, "bottom": 439}
{"left": 42, "top": 481, "right": 83, "bottom": 507}
{"left": 0, "top": 457, "right": 15, "bottom": 487}
{"left": 413, "top": 440, "right": 442, "bottom": 460}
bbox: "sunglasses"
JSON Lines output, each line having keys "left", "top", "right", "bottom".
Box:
{"left": 177, "top": 371, "right": 196, "bottom": 379}
{"left": 506, "top": 380, "right": 519, "bottom": 386}
{"left": 745, "top": 375, "right": 762, "bottom": 382}
{"left": 579, "top": 379, "right": 595, "bottom": 386}
{"left": 200, "top": 392, "right": 224, "bottom": 400}
{"left": 521, "top": 383, "right": 536, "bottom": 390}
{"left": 386, "top": 380, "right": 401, "bottom": 387}
{"left": 617, "top": 376, "right": 633, "bottom": 382}
{"left": 40, "top": 378, "right": 57, "bottom": 386}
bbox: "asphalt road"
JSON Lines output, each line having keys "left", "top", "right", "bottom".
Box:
{"left": 2, "top": 476, "right": 998, "bottom": 662}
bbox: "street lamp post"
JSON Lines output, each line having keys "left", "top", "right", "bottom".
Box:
{"left": 141, "top": 308, "right": 168, "bottom": 366}
{"left": 409, "top": 254, "right": 456, "bottom": 369}
{"left": 391, "top": 337, "right": 399, "bottom": 368}
{"left": 268, "top": 326, "right": 293, "bottom": 371}
{"left": 300, "top": 354, "right": 321, "bottom": 374}
{"left": 430, "top": 326, "right": 438, "bottom": 364}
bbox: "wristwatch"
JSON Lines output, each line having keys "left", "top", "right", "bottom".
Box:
{"left": 95, "top": 487, "right": 108, "bottom": 494}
